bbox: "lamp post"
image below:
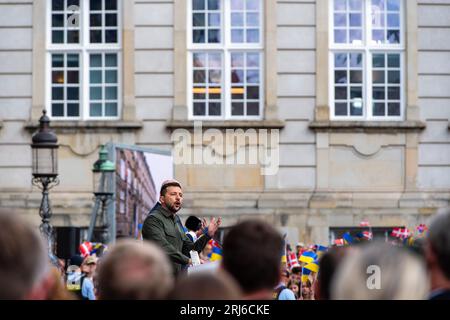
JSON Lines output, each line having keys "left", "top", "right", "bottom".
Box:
{"left": 31, "top": 110, "right": 59, "bottom": 265}
{"left": 89, "top": 145, "right": 115, "bottom": 243}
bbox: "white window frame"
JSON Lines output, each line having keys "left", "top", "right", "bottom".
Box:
{"left": 329, "top": 0, "right": 405, "bottom": 121}
{"left": 46, "top": 0, "right": 122, "bottom": 120}
{"left": 187, "top": 0, "right": 264, "bottom": 120}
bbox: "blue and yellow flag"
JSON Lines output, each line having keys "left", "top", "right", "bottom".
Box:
{"left": 299, "top": 251, "right": 317, "bottom": 263}
{"left": 301, "top": 267, "right": 311, "bottom": 283}
{"left": 210, "top": 245, "right": 222, "bottom": 262}
{"left": 343, "top": 232, "right": 354, "bottom": 245}
{"left": 304, "top": 260, "right": 319, "bottom": 273}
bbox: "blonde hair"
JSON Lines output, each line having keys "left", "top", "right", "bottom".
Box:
{"left": 331, "top": 242, "right": 429, "bottom": 300}
{"left": 96, "top": 239, "right": 174, "bottom": 300}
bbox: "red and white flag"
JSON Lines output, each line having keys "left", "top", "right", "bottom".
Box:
{"left": 287, "top": 252, "right": 300, "bottom": 269}
{"left": 362, "top": 231, "right": 373, "bottom": 240}
{"left": 334, "top": 239, "right": 344, "bottom": 246}
{"left": 392, "top": 228, "right": 410, "bottom": 239}
{"left": 360, "top": 220, "right": 370, "bottom": 227}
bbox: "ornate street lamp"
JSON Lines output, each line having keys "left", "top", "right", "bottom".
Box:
{"left": 31, "top": 110, "right": 59, "bottom": 265}
{"left": 88, "top": 145, "right": 115, "bottom": 243}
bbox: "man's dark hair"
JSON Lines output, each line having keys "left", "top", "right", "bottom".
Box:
{"left": 222, "top": 220, "right": 283, "bottom": 294}
{"left": 428, "top": 210, "right": 450, "bottom": 280}
{"left": 316, "top": 246, "right": 349, "bottom": 300}
{"left": 160, "top": 181, "right": 181, "bottom": 197}
{"left": 185, "top": 216, "right": 202, "bottom": 232}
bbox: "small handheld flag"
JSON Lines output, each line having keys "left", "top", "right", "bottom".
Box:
{"left": 304, "top": 260, "right": 319, "bottom": 273}
{"left": 299, "top": 251, "right": 317, "bottom": 264}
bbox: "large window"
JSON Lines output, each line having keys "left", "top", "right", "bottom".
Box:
{"left": 330, "top": 0, "right": 404, "bottom": 120}
{"left": 188, "top": 0, "right": 263, "bottom": 119}
{"left": 47, "top": 0, "right": 121, "bottom": 119}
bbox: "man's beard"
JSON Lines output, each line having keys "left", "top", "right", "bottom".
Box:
{"left": 166, "top": 201, "right": 181, "bottom": 213}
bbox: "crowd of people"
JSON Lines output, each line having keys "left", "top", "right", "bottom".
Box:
{"left": 0, "top": 208, "right": 449, "bottom": 300}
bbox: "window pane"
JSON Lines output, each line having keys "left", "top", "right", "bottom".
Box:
{"left": 67, "top": 31, "right": 79, "bottom": 43}
{"left": 387, "top": 30, "right": 400, "bottom": 43}
{"left": 388, "top": 87, "right": 400, "bottom": 100}
{"left": 232, "top": 87, "right": 244, "bottom": 99}
{"left": 388, "top": 103, "right": 400, "bottom": 116}
{"left": 246, "top": 0, "right": 259, "bottom": 10}
{"left": 335, "top": 103, "right": 347, "bottom": 116}
{"left": 208, "top": 53, "right": 221, "bottom": 68}
{"left": 90, "top": 87, "right": 102, "bottom": 100}
{"left": 247, "top": 53, "right": 259, "bottom": 67}
{"left": 52, "top": 87, "right": 64, "bottom": 100}
{"left": 194, "top": 70, "right": 206, "bottom": 83}
{"left": 247, "top": 102, "right": 259, "bottom": 116}
{"left": 67, "top": 87, "right": 79, "bottom": 100}
{"left": 193, "top": 53, "right": 206, "bottom": 67}
{"left": 350, "top": 53, "right": 363, "bottom": 68}
{"left": 334, "top": 30, "right": 347, "bottom": 43}
{"left": 52, "top": 31, "right": 64, "bottom": 43}
{"left": 349, "top": 30, "right": 362, "bottom": 43}
{"left": 231, "top": 13, "right": 244, "bottom": 26}
{"left": 90, "top": 103, "right": 102, "bottom": 116}
{"left": 246, "top": 29, "right": 259, "bottom": 43}
{"left": 349, "top": 14, "right": 362, "bottom": 27}
{"left": 90, "top": 14, "right": 102, "bottom": 26}
{"left": 208, "top": 29, "right": 220, "bottom": 43}
{"left": 231, "top": 29, "right": 244, "bottom": 42}
{"left": 106, "top": 87, "right": 117, "bottom": 99}
{"left": 193, "top": 13, "right": 205, "bottom": 26}
{"left": 67, "top": 0, "right": 79, "bottom": 7}
{"left": 52, "top": 14, "right": 64, "bottom": 27}
{"left": 246, "top": 86, "right": 259, "bottom": 99}
{"left": 105, "top": 14, "right": 117, "bottom": 27}
{"left": 350, "top": 99, "right": 363, "bottom": 115}
{"left": 373, "top": 71, "right": 385, "bottom": 83}
{"left": 334, "top": 13, "right": 346, "bottom": 27}
{"left": 231, "top": 53, "right": 244, "bottom": 67}
{"left": 388, "top": 71, "right": 400, "bottom": 84}
{"left": 67, "top": 71, "right": 79, "bottom": 83}
{"left": 105, "top": 70, "right": 117, "bottom": 83}
{"left": 90, "top": 54, "right": 102, "bottom": 67}
{"left": 350, "top": 71, "right": 362, "bottom": 83}
{"left": 90, "top": 0, "right": 102, "bottom": 10}
{"left": 52, "top": 103, "right": 64, "bottom": 117}
{"left": 335, "top": 54, "right": 348, "bottom": 68}
{"left": 208, "top": 70, "right": 221, "bottom": 83}
{"left": 90, "top": 71, "right": 102, "bottom": 83}
{"left": 373, "top": 86, "right": 385, "bottom": 100}
{"left": 52, "top": 0, "right": 64, "bottom": 11}
{"left": 105, "top": 30, "right": 117, "bottom": 43}
{"left": 208, "top": 102, "right": 221, "bottom": 116}
{"left": 208, "top": 13, "right": 220, "bottom": 26}
{"left": 387, "top": 14, "right": 399, "bottom": 27}
{"left": 231, "top": 70, "right": 244, "bottom": 83}
{"left": 372, "top": 0, "right": 385, "bottom": 11}
{"left": 373, "top": 102, "right": 385, "bottom": 116}
{"left": 388, "top": 54, "right": 400, "bottom": 68}
{"left": 349, "top": 0, "right": 362, "bottom": 10}
{"left": 105, "top": 103, "right": 118, "bottom": 116}
{"left": 334, "top": 0, "right": 346, "bottom": 11}
{"left": 67, "top": 54, "right": 79, "bottom": 67}
{"left": 52, "top": 54, "right": 64, "bottom": 68}
{"left": 193, "top": 30, "right": 205, "bottom": 43}
{"left": 335, "top": 71, "right": 347, "bottom": 84}
{"left": 350, "top": 87, "right": 362, "bottom": 99}
{"left": 372, "top": 30, "right": 384, "bottom": 43}
{"left": 193, "top": 0, "right": 205, "bottom": 10}
{"left": 232, "top": 103, "right": 244, "bottom": 116}
{"left": 335, "top": 87, "right": 347, "bottom": 100}
{"left": 208, "top": 0, "right": 219, "bottom": 10}
{"left": 90, "top": 30, "right": 102, "bottom": 43}
{"left": 52, "top": 71, "right": 64, "bottom": 84}
{"left": 67, "top": 103, "right": 79, "bottom": 117}
{"left": 247, "top": 13, "right": 259, "bottom": 26}
{"left": 247, "top": 70, "right": 259, "bottom": 83}
{"left": 373, "top": 54, "right": 385, "bottom": 68}
{"left": 194, "top": 102, "right": 206, "bottom": 116}
{"left": 105, "top": 0, "right": 117, "bottom": 10}
{"left": 387, "top": 0, "right": 400, "bottom": 11}
{"left": 105, "top": 54, "right": 117, "bottom": 66}
{"left": 231, "top": 0, "right": 244, "bottom": 10}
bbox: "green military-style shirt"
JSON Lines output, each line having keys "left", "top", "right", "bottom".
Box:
{"left": 142, "top": 202, "right": 211, "bottom": 275}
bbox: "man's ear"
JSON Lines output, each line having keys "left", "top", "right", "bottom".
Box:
{"left": 159, "top": 195, "right": 165, "bottom": 204}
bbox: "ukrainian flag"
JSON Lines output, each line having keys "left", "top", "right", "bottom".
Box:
{"left": 316, "top": 245, "right": 328, "bottom": 258}
{"left": 343, "top": 232, "right": 354, "bottom": 245}
{"left": 299, "top": 251, "right": 317, "bottom": 263}
{"left": 210, "top": 246, "right": 222, "bottom": 262}
{"left": 301, "top": 267, "right": 311, "bottom": 283}
{"left": 304, "top": 260, "right": 319, "bottom": 273}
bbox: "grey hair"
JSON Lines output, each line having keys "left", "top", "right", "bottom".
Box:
{"left": 0, "top": 211, "right": 49, "bottom": 299}
{"left": 331, "top": 242, "right": 429, "bottom": 300}
{"left": 427, "top": 209, "right": 450, "bottom": 279}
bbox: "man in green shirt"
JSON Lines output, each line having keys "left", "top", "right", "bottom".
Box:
{"left": 142, "top": 179, "right": 221, "bottom": 276}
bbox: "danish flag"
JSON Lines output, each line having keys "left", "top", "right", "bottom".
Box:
{"left": 362, "top": 231, "right": 373, "bottom": 240}
{"left": 360, "top": 220, "right": 370, "bottom": 227}
{"left": 287, "top": 252, "right": 300, "bottom": 269}
{"left": 334, "top": 239, "right": 344, "bottom": 246}
{"left": 392, "top": 228, "right": 410, "bottom": 239}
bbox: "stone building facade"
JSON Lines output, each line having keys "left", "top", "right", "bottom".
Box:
{"left": 0, "top": 0, "right": 449, "bottom": 245}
